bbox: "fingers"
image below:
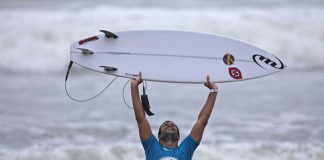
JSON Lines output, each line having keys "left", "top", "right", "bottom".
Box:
{"left": 206, "top": 75, "right": 212, "bottom": 85}
{"left": 205, "top": 75, "right": 217, "bottom": 90}
{"left": 204, "top": 75, "right": 209, "bottom": 87}
{"left": 131, "top": 72, "right": 143, "bottom": 87}
{"left": 138, "top": 72, "right": 142, "bottom": 78}
{"left": 131, "top": 72, "right": 142, "bottom": 80}
{"left": 137, "top": 72, "right": 143, "bottom": 82}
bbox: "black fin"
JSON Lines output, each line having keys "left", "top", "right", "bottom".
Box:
{"left": 99, "top": 30, "right": 118, "bottom": 38}
{"left": 99, "top": 66, "right": 118, "bottom": 72}
{"left": 76, "top": 48, "right": 94, "bottom": 55}
{"left": 65, "top": 61, "right": 73, "bottom": 82}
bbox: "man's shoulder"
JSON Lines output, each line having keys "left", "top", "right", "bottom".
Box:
{"left": 178, "top": 135, "right": 199, "bottom": 151}
{"left": 181, "top": 135, "right": 199, "bottom": 145}
{"left": 142, "top": 134, "right": 155, "bottom": 142}
{"left": 142, "top": 135, "right": 159, "bottom": 149}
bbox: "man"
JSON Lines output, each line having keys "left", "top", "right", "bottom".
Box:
{"left": 131, "top": 72, "right": 218, "bottom": 160}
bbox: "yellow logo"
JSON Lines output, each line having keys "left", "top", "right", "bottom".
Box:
{"left": 223, "top": 53, "right": 235, "bottom": 65}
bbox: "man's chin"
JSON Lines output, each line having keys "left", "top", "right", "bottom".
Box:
{"left": 159, "top": 132, "right": 179, "bottom": 141}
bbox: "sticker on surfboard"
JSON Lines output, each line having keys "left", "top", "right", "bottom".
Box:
{"left": 79, "top": 36, "right": 99, "bottom": 45}
{"left": 252, "top": 54, "right": 285, "bottom": 70}
{"left": 223, "top": 53, "right": 235, "bottom": 65}
{"left": 228, "top": 67, "right": 242, "bottom": 80}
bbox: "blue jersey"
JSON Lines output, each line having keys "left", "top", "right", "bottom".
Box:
{"left": 142, "top": 135, "right": 199, "bottom": 160}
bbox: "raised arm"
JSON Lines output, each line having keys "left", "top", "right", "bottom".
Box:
{"left": 190, "top": 75, "right": 218, "bottom": 143}
{"left": 131, "top": 72, "right": 153, "bottom": 141}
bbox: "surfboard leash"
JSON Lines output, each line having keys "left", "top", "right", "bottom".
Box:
{"left": 122, "top": 79, "right": 133, "bottom": 109}
{"left": 122, "top": 79, "right": 155, "bottom": 116}
{"left": 65, "top": 61, "right": 154, "bottom": 116}
{"left": 64, "top": 61, "right": 118, "bottom": 102}
{"left": 141, "top": 83, "right": 155, "bottom": 116}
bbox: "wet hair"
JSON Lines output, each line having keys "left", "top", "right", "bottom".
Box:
{"left": 158, "top": 120, "right": 180, "bottom": 138}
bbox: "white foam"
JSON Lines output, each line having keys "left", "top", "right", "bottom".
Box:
{"left": 0, "top": 6, "right": 323, "bottom": 73}
{"left": 196, "top": 142, "right": 324, "bottom": 160}
{"left": 1, "top": 142, "right": 323, "bottom": 160}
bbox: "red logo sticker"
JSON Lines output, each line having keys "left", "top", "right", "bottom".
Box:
{"left": 79, "top": 36, "right": 99, "bottom": 45}
{"left": 229, "top": 67, "right": 242, "bottom": 80}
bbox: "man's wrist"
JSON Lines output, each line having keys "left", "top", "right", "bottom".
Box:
{"left": 210, "top": 88, "right": 218, "bottom": 93}
{"left": 131, "top": 82, "right": 139, "bottom": 88}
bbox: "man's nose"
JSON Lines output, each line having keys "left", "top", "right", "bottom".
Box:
{"left": 166, "top": 123, "right": 174, "bottom": 127}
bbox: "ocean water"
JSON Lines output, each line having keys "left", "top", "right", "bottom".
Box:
{"left": 1, "top": 0, "right": 324, "bottom": 159}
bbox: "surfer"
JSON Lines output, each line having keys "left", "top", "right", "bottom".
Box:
{"left": 131, "top": 72, "right": 218, "bottom": 160}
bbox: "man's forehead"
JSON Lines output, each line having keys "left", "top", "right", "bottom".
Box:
{"left": 162, "top": 121, "right": 177, "bottom": 126}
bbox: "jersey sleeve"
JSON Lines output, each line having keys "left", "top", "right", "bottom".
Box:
{"left": 180, "top": 135, "right": 199, "bottom": 159}
{"left": 141, "top": 135, "right": 159, "bottom": 159}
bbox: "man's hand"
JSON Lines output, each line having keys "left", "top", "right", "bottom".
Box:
{"left": 204, "top": 75, "right": 218, "bottom": 90}
{"left": 131, "top": 72, "right": 143, "bottom": 87}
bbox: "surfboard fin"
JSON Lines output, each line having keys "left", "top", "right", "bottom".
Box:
{"left": 99, "top": 30, "right": 118, "bottom": 38}
{"left": 65, "top": 61, "right": 74, "bottom": 82}
{"left": 99, "top": 66, "right": 118, "bottom": 72}
{"left": 76, "top": 48, "right": 94, "bottom": 55}
{"left": 141, "top": 86, "right": 154, "bottom": 116}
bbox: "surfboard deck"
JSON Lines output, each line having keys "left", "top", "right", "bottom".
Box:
{"left": 70, "top": 30, "right": 285, "bottom": 83}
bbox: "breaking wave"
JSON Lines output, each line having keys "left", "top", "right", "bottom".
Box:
{"left": 0, "top": 6, "right": 323, "bottom": 73}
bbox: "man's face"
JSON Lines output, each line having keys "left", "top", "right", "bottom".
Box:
{"left": 158, "top": 121, "right": 180, "bottom": 141}
{"left": 161, "top": 121, "right": 178, "bottom": 134}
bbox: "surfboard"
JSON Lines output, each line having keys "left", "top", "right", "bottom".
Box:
{"left": 69, "top": 30, "right": 285, "bottom": 83}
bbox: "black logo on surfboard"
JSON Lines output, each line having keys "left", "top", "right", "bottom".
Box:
{"left": 252, "top": 54, "right": 285, "bottom": 70}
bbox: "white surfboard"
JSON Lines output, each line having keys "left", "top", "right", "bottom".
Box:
{"left": 69, "top": 30, "right": 285, "bottom": 83}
